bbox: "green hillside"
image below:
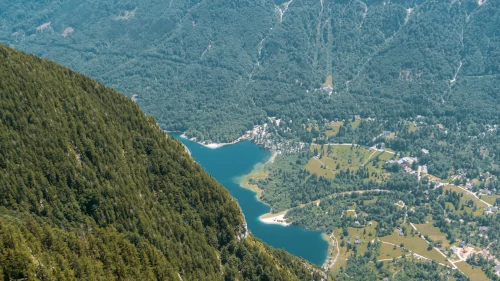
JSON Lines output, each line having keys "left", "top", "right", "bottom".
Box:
{"left": 1, "top": 0, "right": 499, "bottom": 142}
{"left": 0, "top": 44, "right": 324, "bottom": 281}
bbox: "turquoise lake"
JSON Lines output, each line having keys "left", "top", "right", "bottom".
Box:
{"left": 174, "top": 135, "right": 328, "bottom": 266}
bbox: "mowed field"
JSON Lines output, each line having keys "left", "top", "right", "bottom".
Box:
{"left": 379, "top": 226, "right": 450, "bottom": 265}
{"left": 322, "top": 75, "right": 333, "bottom": 88}
{"left": 326, "top": 121, "right": 343, "bottom": 137}
{"left": 455, "top": 261, "right": 489, "bottom": 281}
{"left": 443, "top": 185, "right": 488, "bottom": 216}
{"left": 306, "top": 156, "right": 336, "bottom": 178}
{"left": 364, "top": 151, "right": 394, "bottom": 179}
{"left": 351, "top": 119, "right": 361, "bottom": 128}
{"left": 377, "top": 242, "right": 404, "bottom": 260}
{"left": 306, "top": 144, "right": 393, "bottom": 180}
{"left": 408, "top": 122, "right": 418, "bottom": 133}
{"left": 481, "top": 194, "right": 499, "bottom": 205}
{"left": 413, "top": 221, "right": 451, "bottom": 247}
{"left": 330, "top": 224, "right": 378, "bottom": 273}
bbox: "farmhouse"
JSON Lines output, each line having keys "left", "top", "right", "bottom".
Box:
{"left": 354, "top": 236, "right": 362, "bottom": 244}
{"left": 495, "top": 264, "right": 500, "bottom": 275}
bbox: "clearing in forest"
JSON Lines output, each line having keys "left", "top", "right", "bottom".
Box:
{"left": 442, "top": 185, "right": 488, "bottom": 216}
{"left": 379, "top": 226, "right": 449, "bottom": 265}
{"left": 454, "top": 261, "right": 489, "bottom": 281}
{"left": 322, "top": 75, "right": 333, "bottom": 89}
{"left": 364, "top": 196, "right": 378, "bottom": 204}
{"left": 330, "top": 224, "right": 378, "bottom": 273}
{"left": 377, "top": 242, "right": 404, "bottom": 260}
{"left": 326, "top": 121, "right": 343, "bottom": 136}
{"left": 413, "top": 221, "right": 451, "bottom": 247}
{"left": 350, "top": 119, "right": 361, "bottom": 128}
{"left": 480, "top": 194, "right": 498, "bottom": 205}
{"left": 408, "top": 122, "right": 418, "bottom": 133}
{"left": 306, "top": 144, "right": 392, "bottom": 180}
{"left": 364, "top": 151, "right": 394, "bottom": 179}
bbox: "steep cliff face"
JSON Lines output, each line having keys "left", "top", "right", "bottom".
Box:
{"left": 0, "top": 44, "right": 325, "bottom": 281}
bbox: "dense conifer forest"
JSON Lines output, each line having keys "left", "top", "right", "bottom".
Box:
{"left": 1, "top": 0, "right": 500, "bottom": 279}
{"left": 0, "top": 44, "right": 325, "bottom": 281}
{"left": 1, "top": 0, "right": 498, "bottom": 142}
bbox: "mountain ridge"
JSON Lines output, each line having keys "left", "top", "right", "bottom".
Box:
{"left": 0, "top": 43, "right": 325, "bottom": 281}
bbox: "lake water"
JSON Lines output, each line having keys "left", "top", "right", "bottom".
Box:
{"left": 173, "top": 135, "right": 328, "bottom": 266}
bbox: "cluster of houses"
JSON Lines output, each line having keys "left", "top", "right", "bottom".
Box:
{"left": 485, "top": 206, "right": 498, "bottom": 214}
{"left": 346, "top": 236, "right": 362, "bottom": 245}
{"left": 480, "top": 226, "right": 489, "bottom": 232}
{"left": 448, "top": 240, "right": 500, "bottom": 276}
{"left": 485, "top": 124, "right": 498, "bottom": 133}
{"left": 353, "top": 220, "right": 372, "bottom": 226}
{"left": 387, "top": 157, "right": 418, "bottom": 174}
{"left": 322, "top": 84, "right": 333, "bottom": 93}
{"left": 246, "top": 123, "right": 306, "bottom": 154}
{"left": 450, "top": 241, "right": 471, "bottom": 255}
{"left": 397, "top": 227, "right": 405, "bottom": 236}
{"left": 328, "top": 115, "right": 363, "bottom": 124}
{"left": 479, "top": 188, "right": 497, "bottom": 197}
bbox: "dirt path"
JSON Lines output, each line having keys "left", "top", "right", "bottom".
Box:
{"left": 362, "top": 150, "right": 378, "bottom": 166}
{"left": 379, "top": 241, "right": 453, "bottom": 269}
{"left": 323, "top": 232, "right": 340, "bottom": 271}
{"left": 451, "top": 184, "right": 492, "bottom": 207}
{"left": 299, "top": 188, "right": 392, "bottom": 212}
{"left": 313, "top": 157, "right": 336, "bottom": 174}
{"left": 409, "top": 222, "right": 462, "bottom": 271}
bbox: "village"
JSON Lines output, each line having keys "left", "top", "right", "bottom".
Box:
{"left": 191, "top": 114, "right": 500, "bottom": 279}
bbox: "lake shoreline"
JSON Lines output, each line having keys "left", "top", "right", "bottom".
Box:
{"left": 175, "top": 134, "right": 328, "bottom": 266}
{"left": 321, "top": 232, "right": 335, "bottom": 271}
{"left": 179, "top": 132, "right": 247, "bottom": 149}
{"left": 237, "top": 151, "right": 297, "bottom": 227}
{"left": 238, "top": 151, "right": 277, "bottom": 202}
{"left": 259, "top": 210, "right": 291, "bottom": 226}
{"left": 238, "top": 149, "right": 332, "bottom": 266}
{"left": 177, "top": 132, "right": 288, "bottom": 224}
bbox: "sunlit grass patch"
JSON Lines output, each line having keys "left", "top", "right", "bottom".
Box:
{"left": 379, "top": 227, "right": 448, "bottom": 264}
{"left": 455, "top": 261, "right": 489, "bottom": 281}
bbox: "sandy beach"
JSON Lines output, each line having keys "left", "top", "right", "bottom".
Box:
{"left": 180, "top": 133, "right": 246, "bottom": 149}
{"left": 268, "top": 151, "right": 278, "bottom": 163}
{"left": 202, "top": 142, "right": 235, "bottom": 149}
{"left": 259, "top": 210, "right": 291, "bottom": 226}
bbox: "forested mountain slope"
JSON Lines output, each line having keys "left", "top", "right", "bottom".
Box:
{"left": 1, "top": 0, "right": 498, "bottom": 142}
{"left": 0, "top": 44, "right": 325, "bottom": 281}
